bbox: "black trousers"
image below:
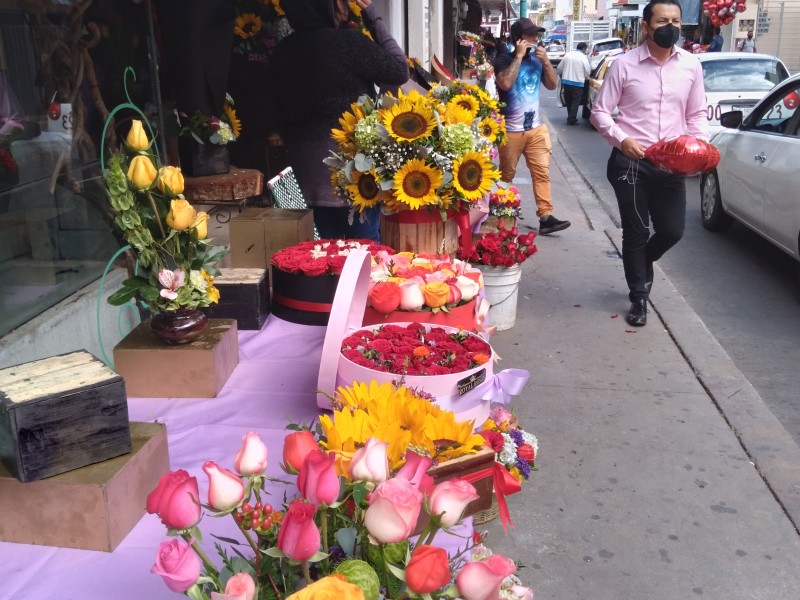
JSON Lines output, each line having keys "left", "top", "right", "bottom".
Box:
{"left": 606, "top": 148, "right": 686, "bottom": 302}
{"left": 562, "top": 83, "right": 584, "bottom": 123}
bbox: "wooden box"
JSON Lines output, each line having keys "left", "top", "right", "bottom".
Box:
{"left": 113, "top": 319, "right": 239, "bottom": 398}
{"left": 202, "top": 268, "right": 269, "bottom": 330}
{"left": 229, "top": 207, "right": 314, "bottom": 271}
{"left": 0, "top": 422, "right": 169, "bottom": 551}
{"left": 380, "top": 209, "right": 459, "bottom": 256}
{"left": 0, "top": 351, "right": 132, "bottom": 483}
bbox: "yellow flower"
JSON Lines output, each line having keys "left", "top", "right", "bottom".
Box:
{"left": 348, "top": 1, "right": 362, "bottom": 17}
{"left": 234, "top": 13, "right": 262, "bottom": 40}
{"left": 224, "top": 103, "right": 242, "bottom": 138}
{"left": 269, "top": 0, "right": 285, "bottom": 16}
{"left": 346, "top": 170, "right": 382, "bottom": 211}
{"left": 126, "top": 155, "right": 157, "bottom": 190}
{"left": 442, "top": 103, "right": 474, "bottom": 126}
{"left": 452, "top": 150, "right": 499, "bottom": 200}
{"left": 381, "top": 100, "right": 436, "bottom": 143}
{"left": 420, "top": 412, "right": 487, "bottom": 462}
{"left": 157, "top": 166, "right": 184, "bottom": 195}
{"left": 478, "top": 117, "right": 500, "bottom": 143}
{"left": 392, "top": 158, "right": 442, "bottom": 210}
{"left": 191, "top": 211, "right": 209, "bottom": 240}
{"left": 165, "top": 198, "right": 197, "bottom": 231}
{"left": 125, "top": 119, "right": 149, "bottom": 151}
{"left": 451, "top": 94, "right": 480, "bottom": 119}
{"left": 421, "top": 281, "right": 449, "bottom": 308}
{"left": 286, "top": 575, "right": 364, "bottom": 600}
{"left": 331, "top": 102, "right": 364, "bottom": 155}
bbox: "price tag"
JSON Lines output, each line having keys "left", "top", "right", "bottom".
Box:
{"left": 47, "top": 103, "right": 73, "bottom": 135}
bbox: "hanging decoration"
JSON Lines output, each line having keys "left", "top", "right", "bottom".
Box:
{"left": 703, "top": 0, "right": 747, "bottom": 27}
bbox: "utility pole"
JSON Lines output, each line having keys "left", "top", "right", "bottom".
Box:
{"left": 520, "top": 0, "right": 527, "bottom": 18}
{"left": 776, "top": 1, "right": 785, "bottom": 58}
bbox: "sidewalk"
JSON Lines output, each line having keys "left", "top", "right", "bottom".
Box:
{"left": 480, "top": 135, "right": 800, "bottom": 599}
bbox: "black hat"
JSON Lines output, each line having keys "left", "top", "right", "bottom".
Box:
{"left": 510, "top": 18, "right": 546, "bottom": 40}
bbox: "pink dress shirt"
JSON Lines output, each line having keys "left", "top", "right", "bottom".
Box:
{"left": 590, "top": 43, "right": 709, "bottom": 149}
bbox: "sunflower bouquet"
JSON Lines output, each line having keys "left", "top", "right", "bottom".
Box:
{"left": 177, "top": 93, "right": 241, "bottom": 146}
{"left": 327, "top": 87, "right": 503, "bottom": 217}
{"left": 232, "top": 0, "right": 291, "bottom": 61}
{"left": 429, "top": 81, "right": 507, "bottom": 147}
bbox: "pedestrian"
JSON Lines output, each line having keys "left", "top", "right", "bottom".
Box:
{"left": 708, "top": 27, "right": 723, "bottom": 52}
{"left": 269, "top": 0, "right": 408, "bottom": 241}
{"left": 493, "top": 18, "right": 571, "bottom": 235}
{"left": 557, "top": 42, "right": 591, "bottom": 125}
{"left": 589, "top": 0, "right": 708, "bottom": 326}
{"left": 738, "top": 29, "right": 757, "bottom": 52}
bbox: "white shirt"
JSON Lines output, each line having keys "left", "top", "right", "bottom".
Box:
{"left": 557, "top": 50, "right": 591, "bottom": 87}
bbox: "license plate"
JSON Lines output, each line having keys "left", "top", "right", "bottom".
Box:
{"left": 732, "top": 105, "right": 754, "bottom": 117}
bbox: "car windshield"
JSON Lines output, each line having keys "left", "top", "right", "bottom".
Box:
{"left": 547, "top": 45, "right": 563, "bottom": 52}
{"left": 701, "top": 59, "right": 790, "bottom": 92}
{"left": 594, "top": 41, "right": 623, "bottom": 52}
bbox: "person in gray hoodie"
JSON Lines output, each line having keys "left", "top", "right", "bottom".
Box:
{"left": 269, "top": 0, "right": 408, "bottom": 241}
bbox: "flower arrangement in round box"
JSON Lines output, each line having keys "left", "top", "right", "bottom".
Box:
{"left": 363, "top": 251, "right": 485, "bottom": 331}
{"left": 326, "top": 82, "right": 505, "bottom": 255}
{"left": 316, "top": 250, "right": 529, "bottom": 419}
{"left": 270, "top": 239, "right": 393, "bottom": 326}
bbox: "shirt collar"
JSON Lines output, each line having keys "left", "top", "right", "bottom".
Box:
{"left": 636, "top": 42, "right": 681, "bottom": 64}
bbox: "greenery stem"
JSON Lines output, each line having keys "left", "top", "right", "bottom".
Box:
{"left": 321, "top": 506, "right": 329, "bottom": 554}
{"left": 146, "top": 190, "right": 166, "bottom": 239}
{"left": 301, "top": 560, "right": 312, "bottom": 584}
{"left": 182, "top": 533, "right": 221, "bottom": 588}
{"left": 237, "top": 522, "right": 261, "bottom": 580}
{"left": 380, "top": 543, "right": 392, "bottom": 598}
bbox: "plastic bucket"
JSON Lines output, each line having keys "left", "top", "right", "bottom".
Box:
{"left": 479, "top": 264, "right": 522, "bottom": 331}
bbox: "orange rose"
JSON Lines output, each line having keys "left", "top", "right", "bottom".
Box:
{"left": 421, "top": 281, "right": 449, "bottom": 308}
{"left": 368, "top": 281, "right": 402, "bottom": 314}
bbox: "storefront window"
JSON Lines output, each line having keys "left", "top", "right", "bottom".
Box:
{"left": 0, "top": 0, "right": 159, "bottom": 338}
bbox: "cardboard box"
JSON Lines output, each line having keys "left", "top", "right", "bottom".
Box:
{"left": 0, "top": 421, "right": 169, "bottom": 551}
{"left": 202, "top": 268, "right": 270, "bottom": 330}
{"left": 113, "top": 319, "right": 239, "bottom": 398}
{"left": 0, "top": 351, "right": 132, "bottom": 482}
{"left": 229, "top": 207, "right": 314, "bottom": 270}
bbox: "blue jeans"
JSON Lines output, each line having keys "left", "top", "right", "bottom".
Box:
{"left": 312, "top": 206, "right": 381, "bottom": 241}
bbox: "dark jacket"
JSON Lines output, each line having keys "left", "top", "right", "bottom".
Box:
{"left": 269, "top": 0, "right": 408, "bottom": 207}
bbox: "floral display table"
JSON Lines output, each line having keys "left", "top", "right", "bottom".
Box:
{"left": 0, "top": 315, "right": 472, "bottom": 599}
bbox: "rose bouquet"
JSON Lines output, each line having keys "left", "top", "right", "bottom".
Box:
{"left": 104, "top": 116, "right": 226, "bottom": 313}
{"left": 459, "top": 223, "right": 537, "bottom": 268}
{"left": 340, "top": 323, "right": 492, "bottom": 377}
{"left": 146, "top": 400, "right": 534, "bottom": 599}
{"left": 367, "top": 252, "right": 483, "bottom": 315}
{"left": 487, "top": 185, "right": 522, "bottom": 221}
{"left": 478, "top": 406, "right": 539, "bottom": 486}
{"left": 271, "top": 239, "right": 394, "bottom": 277}
{"left": 326, "top": 86, "right": 501, "bottom": 216}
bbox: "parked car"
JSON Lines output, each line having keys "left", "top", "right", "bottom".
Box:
{"left": 697, "top": 52, "right": 790, "bottom": 135}
{"left": 587, "top": 37, "right": 626, "bottom": 69}
{"left": 582, "top": 54, "right": 619, "bottom": 119}
{"left": 700, "top": 73, "right": 800, "bottom": 266}
{"left": 545, "top": 44, "right": 566, "bottom": 66}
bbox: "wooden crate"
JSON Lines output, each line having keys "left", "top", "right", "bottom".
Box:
{"left": 202, "top": 268, "right": 269, "bottom": 330}
{"left": 380, "top": 211, "right": 459, "bottom": 255}
{"left": 0, "top": 351, "right": 132, "bottom": 483}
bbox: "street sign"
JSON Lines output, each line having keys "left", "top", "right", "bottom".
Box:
{"left": 757, "top": 11, "right": 770, "bottom": 35}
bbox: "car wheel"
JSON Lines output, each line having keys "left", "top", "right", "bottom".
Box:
{"left": 700, "top": 170, "right": 733, "bottom": 231}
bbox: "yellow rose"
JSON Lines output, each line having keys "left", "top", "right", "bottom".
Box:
{"left": 157, "top": 166, "right": 185, "bottom": 195}
{"left": 421, "top": 281, "right": 450, "bottom": 308}
{"left": 125, "top": 119, "right": 150, "bottom": 151}
{"left": 286, "top": 575, "right": 364, "bottom": 600}
{"left": 191, "top": 211, "right": 209, "bottom": 240}
{"left": 165, "top": 199, "right": 197, "bottom": 231}
{"left": 126, "top": 155, "right": 157, "bottom": 190}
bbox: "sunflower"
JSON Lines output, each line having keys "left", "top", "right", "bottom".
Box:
{"left": 393, "top": 158, "right": 443, "bottom": 209}
{"left": 451, "top": 93, "right": 480, "bottom": 119}
{"left": 346, "top": 170, "right": 382, "bottom": 211}
{"left": 477, "top": 117, "right": 500, "bottom": 142}
{"left": 223, "top": 103, "right": 242, "bottom": 138}
{"left": 442, "top": 102, "right": 475, "bottom": 126}
{"left": 234, "top": 13, "right": 262, "bottom": 40}
{"left": 452, "top": 151, "right": 499, "bottom": 200}
{"left": 420, "top": 412, "right": 487, "bottom": 462}
{"left": 331, "top": 103, "right": 364, "bottom": 154}
{"left": 268, "top": 0, "right": 285, "bottom": 16}
{"left": 381, "top": 100, "right": 436, "bottom": 143}
{"left": 348, "top": 1, "right": 362, "bottom": 17}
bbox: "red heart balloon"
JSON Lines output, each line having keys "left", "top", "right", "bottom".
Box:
{"left": 644, "top": 135, "right": 721, "bottom": 177}
{"left": 783, "top": 91, "right": 799, "bottom": 109}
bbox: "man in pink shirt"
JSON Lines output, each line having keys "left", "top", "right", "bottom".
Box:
{"left": 590, "top": 0, "right": 708, "bottom": 327}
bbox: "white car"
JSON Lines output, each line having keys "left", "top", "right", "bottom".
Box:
{"left": 697, "top": 52, "right": 790, "bottom": 136}
{"left": 587, "top": 37, "right": 626, "bottom": 69}
{"left": 700, "top": 73, "right": 800, "bottom": 265}
{"left": 545, "top": 44, "right": 566, "bottom": 66}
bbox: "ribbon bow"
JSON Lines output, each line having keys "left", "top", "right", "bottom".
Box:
{"left": 463, "top": 462, "right": 522, "bottom": 532}
{"left": 475, "top": 296, "right": 496, "bottom": 339}
{"left": 480, "top": 368, "right": 530, "bottom": 405}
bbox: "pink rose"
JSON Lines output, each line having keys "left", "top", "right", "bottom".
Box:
{"left": 202, "top": 461, "right": 245, "bottom": 511}
{"left": 298, "top": 450, "right": 340, "bottom": 505}
{"left": 210, "top": 573, "right": 256, "bottom": 600}
{"left": 350, "top": 437, "right": 390, "bottom": 484}
{"left": 234, "top": 431, "right": 268, "bottom": 476}
{"left": 364, "top": 478, "right": 423, "bottom": 543}
{"left": 428, "top": 478, "right": 480, "bottom": 528}
{"left": 456, "top": 554, "right": 517, "bottom": 600}
{"left": 511, "top": 585, "right": 534, "bottom": 600}
{"left": 146, "top": 470, "right": 201, "bottom": 529}
{"left": 399, "top": 280, "right": 426, "bottom": 310}
{"left": 282, "top": 430, "right": 319, "bottom": 473}
{"left": 395, "top": 451, "right": 434, "bottom": 494}
{"left": 151, "top": 538, "right": 201, "bottom": 593}
{"left": 277, "top": 501, "right": 321, "bottom": 561}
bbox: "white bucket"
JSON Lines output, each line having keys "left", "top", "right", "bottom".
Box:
{"left": 478, "top": 264, "right": 522, "bottom": 331}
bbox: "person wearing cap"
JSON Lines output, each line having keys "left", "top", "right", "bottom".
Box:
{"left": 557, "top": 42, "right": 591, "bottom": 125}
{"left": 493, "top": 18, "right": 571, "bottom": 235}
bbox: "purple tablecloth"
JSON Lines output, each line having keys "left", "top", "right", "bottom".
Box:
{"left": 0, "top": 315, "right": 471, "bottom": 599}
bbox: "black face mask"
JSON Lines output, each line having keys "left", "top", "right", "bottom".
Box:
{"left": 651, "top": 24, "right": 680, "bottom": 49}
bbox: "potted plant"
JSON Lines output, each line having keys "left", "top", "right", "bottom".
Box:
{"left": 176, "top": 93, "right": 241, "bottom": 177}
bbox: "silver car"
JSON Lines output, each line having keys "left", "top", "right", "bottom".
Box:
{"left": 700, "top": 73, "right": 800, "bottom": 264}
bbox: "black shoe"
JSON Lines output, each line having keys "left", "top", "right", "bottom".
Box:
{"left": 625, "top": 299, "right": 648, "bottom": 327}
{"left": 539, "top": 215, "right": 571, "bottom": 235}
{"left": 567, "top": 119, "right": 578, "bottom": 125}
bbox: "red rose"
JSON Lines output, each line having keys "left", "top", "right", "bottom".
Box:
{"left": 368, "top": 281, "right": 402, "bottom": 314}
{"left": 328, "top": 255, "right": 348, "bottom": 274}
{"left": 342, "top": 335, "right": 364, "bottom": 348}
{"left": 405, "top": 545, "right": 452, "bottom": 594}
{"left": 479, "top": 430, "right": 504, "bottom": 452}
{"left": 517, "top": 443, "right": 535, "bottom": 462}
{"left": 342, "top": 349, "right": 365, "bottom": 362}
{"left": 301, "top": 259, "right": 329, "bottom": 276}
{"left": 370, "top": 338, "right": 393, "bottom": 355}
{"left": 426, "top": 364, "right": 451, "bottom": 375}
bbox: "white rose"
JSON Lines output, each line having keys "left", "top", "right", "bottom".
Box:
{"left": 399, "top": 281, "right": 425, "bottom": 310}
{"left": 456, "top": 275, "right": 480, "bottom": 302}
